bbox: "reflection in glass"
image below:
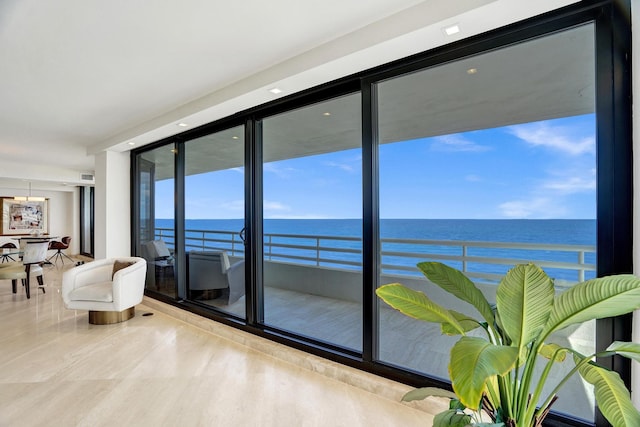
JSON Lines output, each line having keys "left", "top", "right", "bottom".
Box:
{"left": 262, "top": 93, "right": 363, "bottom": 350}
{"left": 138, "top": 145, "right": 176, "bottom": 297}
{"left": 184, "top": 126, "right": 246, "bottom": 319}
{"left": 376, "top": 24, "right": 596, "bottom": 422}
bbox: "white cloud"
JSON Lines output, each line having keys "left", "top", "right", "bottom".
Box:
{"left": 230, "top": 167, "right": 244, "bottom": 174}
{"left": 263, "top": 200, "right": 290, "bottom": 212}
{"left": 266, "top": 213, "right": 331, "bottom": 219}
{"left": 221, "top": 199, "right": 244, "bottom": 211}
{"left": 324, "top": 161, "right": 356, "bottom": 173}
{"left": 465, "top": 174, "right": 482, "bottom": 182}
{"left": 541, "top": 167, "right": 596, "bottom": 195}
{"left": 543, "top": 176, "right": 596, "bottom": 194}
{"left": 508, "top": 122, "right": 594, "bottom": 155}
{"left": 220, "top": 199, "right": 329, "bottom": 218}
{"left": 430, "top": 134, "right": 491, "bottom": 152}
{"left": 263, "top": 163, "right": 298, "bottom": 178}
{"left": 498, "top": 197, "right": 567, "bottom": 219}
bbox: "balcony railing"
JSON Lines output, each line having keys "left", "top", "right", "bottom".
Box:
{"left": 154, "top": 227, "right": 596, "bottom": 285}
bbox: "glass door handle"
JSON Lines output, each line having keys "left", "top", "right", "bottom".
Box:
{"left": 239, "top": 227, "right": 246, "bottom": 245}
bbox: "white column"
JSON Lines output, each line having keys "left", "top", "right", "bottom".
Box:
{"left": 94, "top": 150, "right": 130, "bottom": 259}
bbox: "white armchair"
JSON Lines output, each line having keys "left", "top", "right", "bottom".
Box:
{"left": 62, "top": 257, "right": 147, "bottom": 324}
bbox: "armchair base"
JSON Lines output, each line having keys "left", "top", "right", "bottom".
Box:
{"left": 89, "top": 307, "right": 135, "bottom": 325}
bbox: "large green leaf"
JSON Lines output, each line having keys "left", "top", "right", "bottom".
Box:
{"left": 605, "top": 342, "right": 640, "bottom": 363}
{"left": 576, "top": 356, "right": 640, "bottom": 426}
{"left": 432, "top": 410, "right": 472, "bottom": 427}
{"left": 418, "top": 262, "right": 495, "bottom": 325}
{"left": 402, "top": 387, "right": 458, "bottom": 402}
{"left": 541, "top": 275, "right": 640, "bottom": 339}
{"left": 496, "top": 264, "right": 554, "bottom": 348}
{"left": 539, "top": 343, "right": 567, "bottom": 362}
{"left": 441, "top": 310, "right": 483, "bottom": 336}
{"left": 449, "top": 336, "right": 519, "bottom": 410}
{"left": 376, "top": 284, "right": 465, "bottom": 334}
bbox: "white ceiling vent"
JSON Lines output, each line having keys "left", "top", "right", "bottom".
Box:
{"left": 81, "top": 174, "right": 94, "bottom": 181}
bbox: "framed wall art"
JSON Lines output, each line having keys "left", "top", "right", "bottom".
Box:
{"left": 0, "top": 197, "right": 49, "bottom": 235}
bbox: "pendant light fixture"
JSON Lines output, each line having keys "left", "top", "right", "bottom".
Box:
{"left": 14, "top": 182, "right": 45, "bottom": 202}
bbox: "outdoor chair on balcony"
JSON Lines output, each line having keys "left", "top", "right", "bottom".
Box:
{"left": 187, "top": 251, "right": 244, "bottom": 304}
{"left": 47, "top": 236, "right": 73, "bottom": 265}
{"left": 143, "top": 239, "right": 174, "bottom": 290}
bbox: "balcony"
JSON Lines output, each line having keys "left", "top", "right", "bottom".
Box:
{"left": 148, "top": 226, "right": 597, "bottom": 421}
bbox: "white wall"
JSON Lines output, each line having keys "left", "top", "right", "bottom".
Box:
{"left": 0, "top": 186, "right": 79, "bottom": 254}
{"left": 94, "top": 150, "right": 130, "bottom": 259}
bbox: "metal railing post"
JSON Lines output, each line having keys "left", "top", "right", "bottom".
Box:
{"left": 231, "top": 232, "right": 236, "bottom": 256}
{"left": 462, "top": 244, "right": 468, "bottom": 273}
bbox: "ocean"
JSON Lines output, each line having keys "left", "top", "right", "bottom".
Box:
{"left": 155, "top": 218, "right": 596, "bottom": 282}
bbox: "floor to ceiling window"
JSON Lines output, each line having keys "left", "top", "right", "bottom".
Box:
{"left": 137, "top": 144, "right": 177, "bottom": 298}
{"left": 184, "top": 125, "right": 246, "bottom": 319}
{"left": 375, "top": 23, "right": 596, "bottom": 422}
{"left": 132, "top": 4, "right": 630, "bottom": 426}
{"left": 79, "top": 185, "right": 94, "bottom": 258}
{"left": 261, "top": 93, "right": 363, "bottom": 350}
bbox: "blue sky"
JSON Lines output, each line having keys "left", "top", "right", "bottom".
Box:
{"left": 157, "top": 114, "right": 596, "bottom": 220}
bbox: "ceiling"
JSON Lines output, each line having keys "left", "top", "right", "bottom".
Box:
{"left": 0, "top": 0, "right": 578, "bottom": 191}
{"left": 147, "top": 19, "right": 594, "bottom": 181}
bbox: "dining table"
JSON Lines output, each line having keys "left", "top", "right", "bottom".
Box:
{"left": 0, "top": 247, "right": 21, "bottom": 263}
{"left": 12, "top": 236, "right": 59, "bottom": 244}
{"left": 11, "top": 236, "right": 59, "bottom": 265}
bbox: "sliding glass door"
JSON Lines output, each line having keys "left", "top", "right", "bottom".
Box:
{"left": 184, "top": 125, "right": 246, "bottom": 319}
{"left": 376, "top": 23, "right": 596, "bottom": 422}
{"left": 137, "top": 145, "right": 177, "bottom": 297}
{"left": 261, "top": 93, "right": 363, "bottom": 350}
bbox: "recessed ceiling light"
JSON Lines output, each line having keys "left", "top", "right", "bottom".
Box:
{"left": 466, "top": 68, "right": 478, "bottom": 75}
{"left": 128, "top": 142, "right": 136, "bottom": 146}
{"left": 232, "top": 136, "right": 239, "bottom": 140}
{"left": 177, "top": 122, "right": 189, "bottom": 127}
{"left": 269, "top": 87, "right": 282, "bottom": 94}
{"left": 323, "top": 112, "right": 331, "bottom": 116}
{"left": 444, "top": 24, "right": 460, "bottom": 36}
{"left": 170, "top": 148, "right": 177, "bottom": 153}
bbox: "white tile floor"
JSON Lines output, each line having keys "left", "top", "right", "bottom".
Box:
{"left": 152, "top": 265, "right": 596, "bottom": 422}
{"left": 0, "top": 261, "right": 441, "bottom": 427}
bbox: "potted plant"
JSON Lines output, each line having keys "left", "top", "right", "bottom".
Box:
{"left": 376, "top": 262, "right": 640, "bottom": 427}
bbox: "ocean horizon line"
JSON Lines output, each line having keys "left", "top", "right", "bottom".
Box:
{"left": 160, "top": 217, "right": 597, "bottom": 221}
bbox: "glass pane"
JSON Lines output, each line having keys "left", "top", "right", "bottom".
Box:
{"left": 377, "top": 24, "right": 596, "bottom": 422}
{"left": 138, "top": 145, "right": 176, "bottom": 298}
{"left": 262, "top": 93, "right": 363, "bottom": 350}
{"left": 184, "top": 126, "right": 245, "bottom": 319}
{"left": 79, "top": 186, "right": 93, "bottom": 257}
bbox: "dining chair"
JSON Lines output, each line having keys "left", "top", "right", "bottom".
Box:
{"left": 0, "top": 241, "right": 48, "bottom": 299}
{"left": 47, "top": 236, "right": 73, "bottom": 265}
